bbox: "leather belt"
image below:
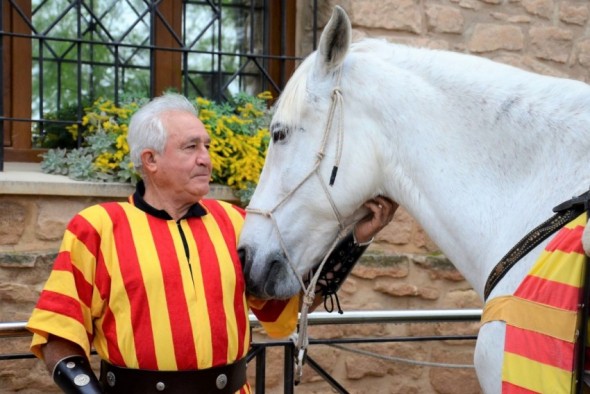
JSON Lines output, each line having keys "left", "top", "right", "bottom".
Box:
{"left": 99, "top": 358, "right": 247, "bottom": 394}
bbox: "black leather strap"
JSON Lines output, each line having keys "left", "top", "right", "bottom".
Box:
{"left": 52, "top": 355, "right": 102, "bottom": 393}
{"left": 306, "top": 233, "right": 369, "bottom": 313}
{"left": 100, "top": 358, "right": 247, "bottom": 394}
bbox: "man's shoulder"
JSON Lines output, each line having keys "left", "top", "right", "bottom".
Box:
{"left": 199, "top": 199, "right": 245, "bottom": 218}
{"left": 75, "top": 201, "right": 132, "bottom": 221}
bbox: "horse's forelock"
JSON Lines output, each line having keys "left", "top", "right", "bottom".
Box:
{"left": 273, "top": 57, "right": 315, "bottom": 129}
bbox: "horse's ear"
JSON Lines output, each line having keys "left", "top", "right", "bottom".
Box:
{"left": 316, "top": 6, "right": 351, "bottom": 76}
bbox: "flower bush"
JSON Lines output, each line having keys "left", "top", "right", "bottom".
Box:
{"left": 40, "top": 92, "right": 273, "bottom": 203}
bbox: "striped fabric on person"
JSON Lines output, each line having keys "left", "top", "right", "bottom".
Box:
{"left": 27, "top": 198, "right": 298, "bottom": 378}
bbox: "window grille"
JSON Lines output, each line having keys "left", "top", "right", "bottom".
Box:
{"left": 1, "top": 0, "right": 314, "bottom": 169}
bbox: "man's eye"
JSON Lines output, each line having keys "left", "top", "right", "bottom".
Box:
{"left": 204, "top": 143, "right": 211, "bottom": 150}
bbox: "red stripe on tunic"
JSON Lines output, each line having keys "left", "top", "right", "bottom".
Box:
{"left": 101, "top": 305, "right": 125, "bottom": 366}
{"left": 204, "top": 201, "right": 247, "bottom": 358}
{"left": 67, "top": 214, "right": 101, "bottom": 259}
{"left": 36, "top": 290, "right": 85, "bottom": 326}
{"left": 52, "top": 251, "right": 94, "bottom": 309}
{"left": 231, "top": 203, "right": 248, "bottom": 358}
{"left": 103, "top": 203, "right": 158, "bottom": 369}
{"left": 147, "top": 215, "right": 198, "bottom": 370}
{"left": 545, "top": 225, "right": 585, "bottom": 254}
{"left": 504, "top": 325, "right": 575, "bottom": 370}
{"left": 188, "top": 215, "right": 229, "bottom": 367}
{"left": 94, "top": 249, "right": 110, "bottom": 304}
{"left": 502, "top": 381, "right": 541, "bottom": 394}
{"left": 514, "top": 275, "right": 582, "bottom": 311}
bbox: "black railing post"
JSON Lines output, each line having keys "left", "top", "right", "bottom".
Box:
{"left": 283, "top": 343, "right": 294, "bottom": 394}
{"left": 255, "top": 345, "right": 266, "bottom": 394}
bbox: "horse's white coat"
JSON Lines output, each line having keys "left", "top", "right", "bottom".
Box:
{"left": 238, "top": 6, "right": 590, "bottom": 392}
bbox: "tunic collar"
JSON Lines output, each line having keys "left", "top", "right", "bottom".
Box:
{"left": 131, "top": 180, "right": 207, "bottom": 220}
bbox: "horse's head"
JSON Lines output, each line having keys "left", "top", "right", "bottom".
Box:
{"left": 238, "top": 6, "right": 386, "bottom": 299}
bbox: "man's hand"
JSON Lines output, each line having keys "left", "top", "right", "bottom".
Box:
{"left": 353, "top": 196, "right": 397, "bottom": 244}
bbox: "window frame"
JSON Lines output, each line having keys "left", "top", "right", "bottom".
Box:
{"left": 0, "top": 0, "right": 298, "bottom": 168}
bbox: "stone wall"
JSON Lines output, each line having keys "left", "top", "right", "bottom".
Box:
{"left": 297, "top": 0, "right": 590, "bottom": 82}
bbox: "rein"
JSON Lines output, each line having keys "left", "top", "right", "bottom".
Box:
{"left": 245, "top": 69, "right": 353, "bottom": 382}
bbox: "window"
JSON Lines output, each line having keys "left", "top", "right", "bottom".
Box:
{"left": 1, "top": 0, "right": 298, "bottom": 166}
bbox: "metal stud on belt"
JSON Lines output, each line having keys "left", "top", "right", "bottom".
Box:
{"left": 215, "top": 373, "right": 228, "bottom": 390}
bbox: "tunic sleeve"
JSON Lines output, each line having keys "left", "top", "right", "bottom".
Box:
{"left": 247, "top": 294, "right": 300, "bottom": 338}
{"left": 27, "top": 210, "right": 104, "bottom": 360}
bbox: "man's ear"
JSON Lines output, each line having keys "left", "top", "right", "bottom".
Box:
{"left": 140, "top": 149, "right": 157, "bottom": 172}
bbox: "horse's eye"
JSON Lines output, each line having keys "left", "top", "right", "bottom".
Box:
{"left": 273, "top": 129, "right": 286, "bottom": 143}
{"left": 272, "top": 127, "right": 289, "bottom": 143}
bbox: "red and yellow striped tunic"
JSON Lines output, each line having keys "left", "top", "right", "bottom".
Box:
{"left": 26, "top": 196, "right": 298, "bottom": 388}
{"left": 482, "top": 212, "right": 587, "bottom": 393}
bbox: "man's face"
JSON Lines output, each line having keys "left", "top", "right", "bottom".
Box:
{"left": 153, "top": 110, "right": 212, "bottom": 202}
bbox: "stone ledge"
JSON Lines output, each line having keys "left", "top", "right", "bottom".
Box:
{"left": 0, "top": 162, "right": 238, "bottom": 202}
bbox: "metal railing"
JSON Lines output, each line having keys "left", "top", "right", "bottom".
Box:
{"left": 1, "top": 309, "right": 482, "bottom": 393}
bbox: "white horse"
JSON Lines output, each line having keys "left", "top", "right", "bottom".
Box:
{"left": 238, "top": 6, "right": 590, "bottom": 393}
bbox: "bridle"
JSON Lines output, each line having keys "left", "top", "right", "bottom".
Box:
{"left": 245, "top": 68, "right": 354, "bottom": 381}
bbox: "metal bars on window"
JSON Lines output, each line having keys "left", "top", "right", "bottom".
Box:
{"left": 0, "top": 0, "right": 315, "bottom": 169}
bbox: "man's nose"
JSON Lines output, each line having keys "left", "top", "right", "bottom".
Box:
{"left": 196, "top": 149, "right": 211, "bottom": 167}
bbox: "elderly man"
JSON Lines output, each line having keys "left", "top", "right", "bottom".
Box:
{"left": 26, "top": 93, "right": 395, "bottom": 393}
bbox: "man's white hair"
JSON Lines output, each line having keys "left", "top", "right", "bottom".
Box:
{"left": 127, "top": 93, "right": 198, "bottom": 171}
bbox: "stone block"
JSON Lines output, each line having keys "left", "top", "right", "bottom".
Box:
{"left": 345, "top": 353, "right": 388, "bottom": 379}
{"left": 353, "top": 253, "right": 410, "bottom": 279}
{"left": 442, "top": 289, "right": 482, "bottom": 309}
{"left": 522, "top": 0, "right": 555, "bottom": 19}
{"left": 0, "top": 252, "right": 38, "bottom": 268}
{"left": 577, "top": 39, "right": 590, "bottom": 67}
{"left": 351, "top": 0, "right": 421, "bottom": 34}
{"left": 0, "top": 201, "right": 26, "bottom": 245}
{"left": 426, "top": 5, "right": 464, "bottom": 34}
{"left": 530, "top": 26, "right": 574, "bottom": 63}
{"left": 468, "top": 24, "right": 524, "bottom": 52}
{"left": 428, "top": 348, "right": 480, "bottom": 394}
{"left": 412, "top": 255, "right": 465, "bottom": 282}
{"left": 0, "top": 282, "right": 38, "bottom": 303}
{"left": 35, "top": 199, "right": 86, "bottom": 241}
{"left": 559, "top": 3, "right": 589, "bottom": 26}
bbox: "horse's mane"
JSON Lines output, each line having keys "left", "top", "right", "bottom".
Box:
{"left": 273, "top": 37, "right": 590, "bottom": 131}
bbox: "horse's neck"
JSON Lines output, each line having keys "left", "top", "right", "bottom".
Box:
{"left": 373, "top": 46, "right": 590, "bottom": 296}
